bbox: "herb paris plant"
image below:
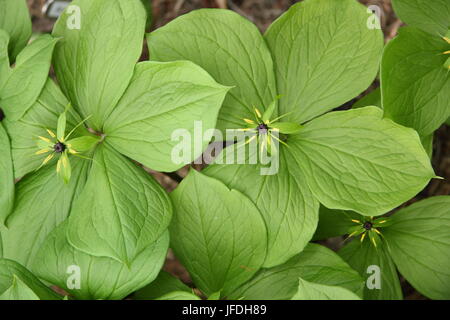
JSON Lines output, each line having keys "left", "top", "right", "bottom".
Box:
{"left": 0, "top": 0, "right": 447, "bottom": 302}
{"left": 313, "top": 196, "right": 450, "bottom": 300}
{"left": 0, "top": 0, "right": 228, "bottom": 300}
{"left": 0, "top": 0, "right": 57, "bottom": 225}
{"left": 0, "top": 0, "right": 31, "bottom": 62}
{"left": 146, "top": 0, "right": 437, "bottom": 295}
{"left": 135, "top": 242, "right": 366, "bottom": 300}
{"left": 382, "top": 0, "right": 450, "bottom": 137}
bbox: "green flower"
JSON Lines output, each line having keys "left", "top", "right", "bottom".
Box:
{"left": 347, "top": 216, "right": 391, "bottom": 248}
{"left": 35, "top": 106, "right": 99, "bottom": 183}
{"left": 236, "top": 97, "right": 302, "bottom": 156}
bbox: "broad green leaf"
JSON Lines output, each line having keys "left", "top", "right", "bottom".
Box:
{"left": 289, "top": 107, "right": 435, "bottom": 216}
{"left": 0, "top": 275, "right": 40, "bottom": 300}
{"left": 156, "top": 291, "right": 201, "bottom": 300}
{"left": 0, "top": 0, "right": 31, "bottom": 61}
{"left": 134, "top": 271, "right": 191, "bottom": 300}
{"left": 33, "top": 222, "right": 169, "bottom": 300}
{"left": 0, "top": 30, "right": 11, "bottom": 87}
{"left": 312, "top": 207, "right": 361, "bottom": 241}
{"left": 66, "top": 135, "right": 100, "bottom": 153}
{"left": 139, "top": 0, "right": 153, "bottom": 29}
{"left": 104, "top": 61, "right": 229, "bottom": 172}
{"left": 0, "top": 158, "right": 90, "bottom": 269}
{"left": 0, "top": 258, "right": 60, "bottom": 300}
{"left": 392, "top": 0, "right": 450, "bottom": 36}
{"left": 147, "top": 9, "right": 277, "bottom": 132}
{"left": 352, "top": 88, "right": 381, "bottom": 109}
{"left": 446, "top": 117, "right": 450, "bottom": 126}
{"left": 4, "top": 78, "right": 84, "bottom": 178}
{"left": 270, "top": 122, "right": 302, "bottom": 135}
{"left": 381, "top": 27, "right": 450, "bottom": 136}
{"left": 291, "top": 278, "right": 361, "bottom": 300}
{"left": 52, "top": 0, "right": 147, "bottom": 130}
{"left": 229, "top": 243, "right": 364, "bottom": 300}
{"left": 383, "top": 196, "right": 450, "bottom": 300}
{"left": 420, "top": 134, "right": 434, "bottom": 158}
{"left": 67, "top": 143, "right": 172, "bottom": 265}
{"left": 339, "top": 239, "right": 403, "bottom": 300}
{"left": 0, "top": 34, "right": 58, "bottom": 121}
{"left": 0, "top": 123, "right": 14, "bottom": 225}
{"left": 170, "top": 169, "right": 267, "bottom": 296}
{"left": 204, "top": 145, "right": 319, "bottom": 267}
{"left": 208, "top": 291, "right": 221, "bottom": 300}
{"left": 264, "top": 0, "right": 383, "bottom": 124}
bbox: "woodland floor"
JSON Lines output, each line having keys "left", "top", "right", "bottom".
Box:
{"left": 27, "top": 0, "right": 449, "bottom": 300}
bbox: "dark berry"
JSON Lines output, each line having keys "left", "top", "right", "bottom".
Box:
{"left": 54, "top": 142, "right": 66, "bottom": 153}
{"left": 363, "top": 221, "right": 373, "bottom": 230}
{"left": 257, "top": 123, "right": 268, "bottom": 134}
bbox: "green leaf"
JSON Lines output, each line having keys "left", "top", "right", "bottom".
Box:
{"left": 57, "top": 108, "right": 67, "bottom": 141}
{"left": 0, "top": 34, "right": 58, "bottom": 121}
{"left": 339, "top": 239, "right": 403, "bottom": 300}
{"left": 0, "top": 157, "right": 90, "bottom": 269}
{"left": 66, "top": 143, "right": 172, "bottom": 265}
{"left": 312, "top": 207, "right": 361, "bottom": 241}
{"left": 58, "top": 152, "right": 71, "bottom": 184}
{"left": 156, "top": 291, "right": 201, "bottom": 300}
{"left": 204, "top": 145, "right": 319, "bottom": 267}
{"left": 229, "top": 243, "right": 364, "bottom": 300}
{"left": 352, "top": 88, "right": 381, "bottom": 109}
{"left": 270, "top": 122, "right": 302, "bottom": 135}
{"left": 291, "top": 277, "right": 361, "bottom": 300}
{"left": 33, "top": 222, "right": 169, "bottom": 300}
{"left": 66, "top": 135, "right": 100, "bottom": 153}
{"left": 104, "top": 61, "right": 229, "bottom": 172}
{"left": 0, "top": 30, "right": 11, "bottom": 87}
{"left": 392, "top": 0, "right": 450, "bottom": 36}
{"left": 139, "top": 0, "right": 153, "bottom": 29}
{"left": 264, "top": 0, "right": 383, "bottom": 124}
{"left": 262, "top": 96, "right": 280, "bottom": 123}
{"left": 0, "top": 258, "right": 60, "bottom": 300}
{"left": 147, "top": 9, "right": 277, "bottom": 132}
{"left": 445, "top": 55, "right": 450, "bottom": 69}
{"left": 381, "top": 27, "right": 450, "bottom": 136}
{"left": 383, "top": 196, "right": 450, "bottom": 300}
{"left": 133, "top": 271, "right": 191, "bottom": 300}
{"left": 0, "top": 0, "right": 31, "bottom": 61}
{"left": 289, "top": 107, "right": 435, "bottom": 216}
{"left": 420, "top": 134, "right": 434, "bottom": 158}
{"left": 4, "top": 78, "right": 85, "bottom": 178}
{"left": 52, "top": 0, "right": 147, "bottom": 130}
{"left": 0, "top": 275, "right": 40, "bottom": 300}
{"left": 0, "top": 123, "right": 14, "bottom": 225}
{"left": 208, "top": 291, "right": 221, "bottom": 300}
{"left": 170, "top": 169, "right": 267, "bottom": 296}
